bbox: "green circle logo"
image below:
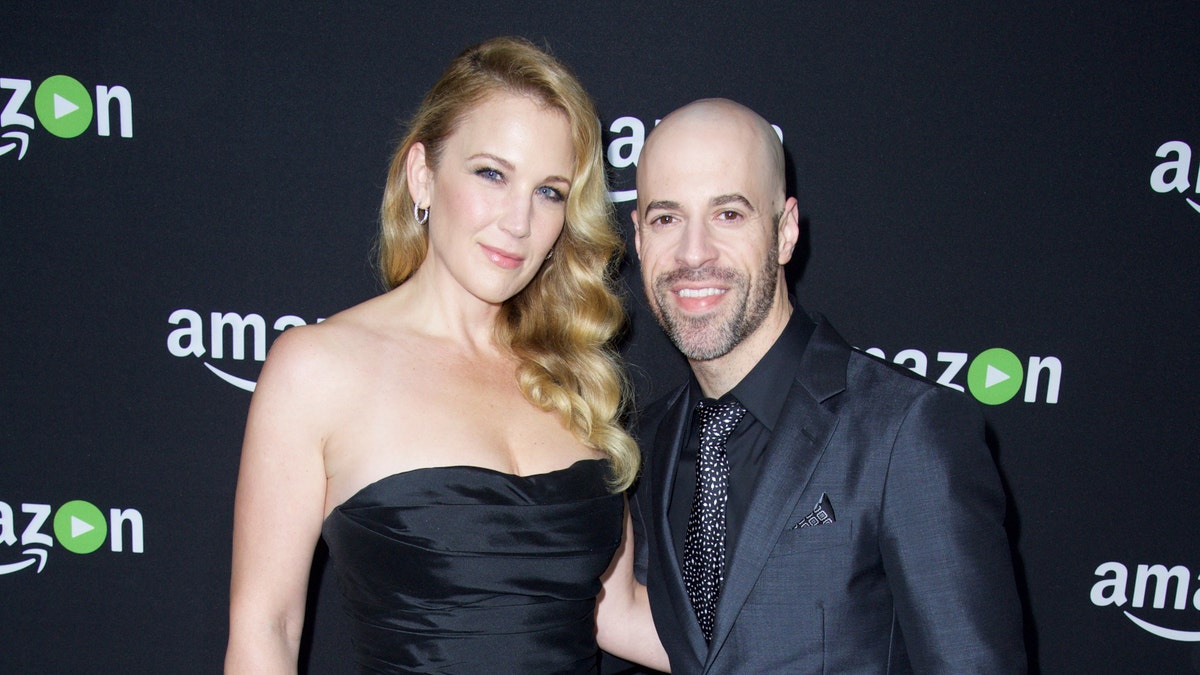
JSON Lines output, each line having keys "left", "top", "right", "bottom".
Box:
{"left": 34, "top": 75, "right": 94, "bottom": 138}
{"left": 54, "top": 500, "right": 107, "bottom": 554}
{"left": 967, "top": 348, "right": 1024, "bottom": 405}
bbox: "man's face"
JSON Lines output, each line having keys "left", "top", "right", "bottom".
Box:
{"left": 633, "top": 114, "right": 794, "bottom": 362}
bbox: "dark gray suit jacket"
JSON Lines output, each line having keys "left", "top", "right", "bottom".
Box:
{"left": 630, "top": 317, "right": 1027, "bottom": 674}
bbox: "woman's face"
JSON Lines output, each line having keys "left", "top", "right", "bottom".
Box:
{"left": 410, "top": 91, "right": 575, "bottom": 307}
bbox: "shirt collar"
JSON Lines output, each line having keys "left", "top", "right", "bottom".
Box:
{"left": 689, "top": 300, "right": 816, "bottom": 432}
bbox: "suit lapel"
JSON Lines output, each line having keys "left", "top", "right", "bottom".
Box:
{"left": 705, "top": 318, "right": 851, "bottom": 668}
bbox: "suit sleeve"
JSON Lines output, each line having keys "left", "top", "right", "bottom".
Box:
{"left": 878, "top": 386, "right": 1027, "bottom": 673}
{"left": 629, "top": 476, "right": 649, "bottom": 585}
{"left": 629, "top": 402, "right": 664, "bottom": 587}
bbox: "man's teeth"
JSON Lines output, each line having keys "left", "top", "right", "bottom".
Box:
{"left": 678, "top": 288, "right": 725, "bottom": 298}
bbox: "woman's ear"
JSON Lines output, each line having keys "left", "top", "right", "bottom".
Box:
{"left": 406, "top": 142, "right": 431, "bottom": 207}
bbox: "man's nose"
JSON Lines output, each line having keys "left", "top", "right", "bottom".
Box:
{"left": 676, "top": 221, "right": 718, "bottom": 268}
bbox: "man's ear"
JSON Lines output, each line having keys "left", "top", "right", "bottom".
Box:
{"left": 777, "top": 196, "right": 800, "bottom": 265}
{"left": 406, "top": 142, "right": 431, "bottom": 207}
{"left": 631, "top": 209, "right": 643, "bottom": 259}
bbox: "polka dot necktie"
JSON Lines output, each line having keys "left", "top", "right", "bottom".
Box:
{"left": 683, "top": 398, "right": 746, "bottom": 643}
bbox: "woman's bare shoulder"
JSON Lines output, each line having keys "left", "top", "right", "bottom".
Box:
{"left": 257, "top": 295, "right": 409, "bottom": 395}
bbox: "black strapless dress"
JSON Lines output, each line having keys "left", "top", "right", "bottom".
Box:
{"left": 321, "top": 458, "right": 623, "bottom": 674}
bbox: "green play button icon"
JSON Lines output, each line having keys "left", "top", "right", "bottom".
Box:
{"left": 967, "top": 348, "right": 1024, "bottom": 405}
{"left": 54, "top": 500, "right": 107, "bottom": 554}
{"left": 34, "top": 75, "right": 93, "bottom": 138}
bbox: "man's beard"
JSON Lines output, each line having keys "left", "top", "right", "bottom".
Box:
{"left": 649, "top": 244, "right": 779, "bottom": 362}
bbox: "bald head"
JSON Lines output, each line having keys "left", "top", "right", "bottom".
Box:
{"left": 638, "top": 98, "right": 786, "bottom": 207}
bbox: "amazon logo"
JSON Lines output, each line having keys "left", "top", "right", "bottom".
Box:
{"left": 1091, "top": 561, "right": 1200, "bottom": 642}
{"left": 1151, "top": 140, "right": 1200, "bottom": 217}
{"left": 0, "top": 499, "right": 143, "bottom": 576}
{"left": 862, "top": 346, "right": 1062, "bottom": 405}
{"left": 0, "top": 74, "right": 133, "bottom": 161}
{"left": 167, "top": 309, "right": 321, "bottom": 392}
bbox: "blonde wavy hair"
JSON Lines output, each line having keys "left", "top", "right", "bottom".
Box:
{"left": 377, "top": 37, "right": 637, "bottom": 491}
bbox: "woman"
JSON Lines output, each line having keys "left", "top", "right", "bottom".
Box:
{"left": 225, "top": 37, "right": 667, "bottom": 673}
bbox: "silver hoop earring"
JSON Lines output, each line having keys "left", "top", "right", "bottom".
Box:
{"left": 413, "top": 203, "right": 429, "bottom": 225}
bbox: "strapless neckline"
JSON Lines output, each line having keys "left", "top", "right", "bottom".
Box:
{"left": 329, "top": 457, "right": 611, "bottom": 517}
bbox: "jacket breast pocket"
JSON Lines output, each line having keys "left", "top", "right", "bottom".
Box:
{"left": 749, "top": 524, "right": 853, "bottom": 606}
{"left": 767, "top": 519, "right": 852, "bottom": 558}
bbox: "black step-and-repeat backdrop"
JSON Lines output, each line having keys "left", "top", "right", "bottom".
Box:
{"left": 4, "top": 3, "right": 1199, "bottom": 672}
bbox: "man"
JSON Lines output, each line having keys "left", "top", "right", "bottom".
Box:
{"left": 628, "top": 98, "right": 1026, "bottom": 673}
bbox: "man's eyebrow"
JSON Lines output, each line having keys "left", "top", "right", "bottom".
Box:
{"left": 711, "top": 193, "right": 756, "bottom": 213}
{"left": 644, "top": 199, "right": 682, "bottom": 212}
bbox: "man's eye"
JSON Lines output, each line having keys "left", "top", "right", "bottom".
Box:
{"left": 718, "top": 210, "right": 741, "bottom": 221}
{"left": 649, "top": 215, "right": 677, "bottom": 227}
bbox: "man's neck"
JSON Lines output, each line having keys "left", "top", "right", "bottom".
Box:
{"left": 691, "top": 293, "right": 793, "bottom": 399}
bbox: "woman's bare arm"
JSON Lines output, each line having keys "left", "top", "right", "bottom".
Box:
{"left": 596, "top": 500, "right": 670, "bottom": 672}
{"left": 225, "top": 328, "right": 331, "bottom": 674}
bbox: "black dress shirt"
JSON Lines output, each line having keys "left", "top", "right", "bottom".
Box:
{"left": 668, "top": 306, "right": 817, "bottom": 567}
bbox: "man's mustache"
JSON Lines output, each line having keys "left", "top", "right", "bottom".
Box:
{"left": 655, "top": 266, "right": 742, "bottom": 286}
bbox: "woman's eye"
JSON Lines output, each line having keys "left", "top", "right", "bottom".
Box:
{"left": 537, "top": 186, "right": 565, "bottom": 202}
{"left": 475, "top": 167, "right": 503, "bottom": 182}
